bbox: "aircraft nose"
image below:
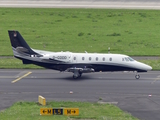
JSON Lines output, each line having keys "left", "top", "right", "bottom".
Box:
{"left": 141, "top": 63, "right": 152, "bottom": 71}
{"left": 136, "top": 62, "right": 152, "bottom": 71}
{"left": 146, "top": 65, "right": 152, "bottom": 71}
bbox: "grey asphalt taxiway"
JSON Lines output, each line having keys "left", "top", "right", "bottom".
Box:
{"left": 1, "top": 69, "right": 160, "bottom": 120}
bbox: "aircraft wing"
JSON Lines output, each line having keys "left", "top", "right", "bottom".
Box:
{"left": 65, "top": 67, "right": 94, "bottom": 73}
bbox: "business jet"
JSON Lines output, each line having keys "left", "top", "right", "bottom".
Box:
{"left": 8, "top": 30, "right": 152, "bottom": 79}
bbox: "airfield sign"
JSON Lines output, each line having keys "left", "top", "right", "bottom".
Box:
{"left": 40, "top": 108, "right": 79, "bottom": 116}
{"left": 40, "top": 108, "right": 53, "bottom": 115}
{"left": 64, "top": 108, "right": 79, "bottom": 116}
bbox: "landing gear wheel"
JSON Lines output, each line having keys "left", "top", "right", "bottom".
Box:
{"left": 135, "top": 74, "right": 140, "bottom": 79}
{"left": 79, "top": 73, "right": 82, "bottom": 77}
{"left": 73, "top": 74, "right": 81, "bottom": 79}
{"left": 73, "top": 75, "right": 78, "bottom": 79}
{"left": 73, "top": 71, "right": 82, "bottom": 79}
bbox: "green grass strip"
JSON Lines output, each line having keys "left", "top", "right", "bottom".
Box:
{"left": 0, "top": 8, "right": 160, "bottom": 56}
{"left": 0, "top": 58, "right": 43, "bottom": 69}
{"left": 0, "top": 101, "right": 138, "bottom": 120}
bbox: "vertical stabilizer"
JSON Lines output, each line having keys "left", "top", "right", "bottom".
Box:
{"left": 8, "top": 30, "right": 38, "bottom": 56}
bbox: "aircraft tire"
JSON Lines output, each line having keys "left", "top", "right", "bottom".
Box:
{"left": 79, "top": 73, "right": 82, "bottom": 77}
{"left": 73, "top": 75, "right": 77, "bottom": 79}
{"left": 73, "top": 73, "right": 81, "bottom": 79}
{"left": 135, "top": 74, "right": 140, "bottom": 79}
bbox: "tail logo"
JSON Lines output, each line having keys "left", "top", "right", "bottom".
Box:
{"left": 14, "top": 32, "right": 17, "bottom": 37}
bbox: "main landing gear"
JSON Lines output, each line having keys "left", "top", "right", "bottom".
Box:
{"left": 73, "top": 71, "right": 82, "bottom": 79}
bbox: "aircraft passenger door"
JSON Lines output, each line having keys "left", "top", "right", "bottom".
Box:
{"left": 68, "top": 54, "right": 71, "bottom": 62}
{"left": 72, "top": 55, "right": 77, "bottom": 63}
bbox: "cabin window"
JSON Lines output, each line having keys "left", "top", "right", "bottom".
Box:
{"left": 82, "top": 57, "right": 85, "bottom": 60}
{"left": 89, "top": 57, "right": 91, "bottom": 61}
{"left": 96, "top": 57, "right": 98, "bottom": 61}
{"left": 109, "top": 57, "right": 112, "bottom": 61}
{"left": 74, "top": 57, "right": 76, "bottom": 60}
{"left": 122, "top": 58, "right": 124, "bottom": 61}
{"left": 102, "top": 57, "right": 105, "bottom": 61}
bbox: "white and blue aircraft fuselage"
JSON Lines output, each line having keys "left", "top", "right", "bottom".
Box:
{"left": 8, "top": 31, "right": 152, "bottom": 79}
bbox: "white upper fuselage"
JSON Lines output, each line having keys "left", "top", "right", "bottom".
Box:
{"left": 33, "top": 49, "right": 152, "bottom": 72}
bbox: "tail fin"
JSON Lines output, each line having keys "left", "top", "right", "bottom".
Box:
{"left": 8, "top": 30, "right": 38, "bottom": 56}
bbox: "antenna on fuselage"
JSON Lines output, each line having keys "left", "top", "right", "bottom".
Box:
{"left": 85, "top": 51, "right": 88, "bottom": 53}
{"left": 108, "top": 47, "right": 110, "bottom": 53}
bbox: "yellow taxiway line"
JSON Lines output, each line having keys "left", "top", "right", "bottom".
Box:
{"left": 11, "top": 72, "right": 32, "bottom": 83}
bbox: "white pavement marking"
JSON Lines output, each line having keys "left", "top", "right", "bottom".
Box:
{"left": 97, "top": 101, "right": 118, "bottom": 105}
{"left": 151, "top": 75, "right": 160, "bottom": 84}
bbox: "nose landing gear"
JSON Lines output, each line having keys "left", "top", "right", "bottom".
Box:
{"left": 135, "top": 71, "right": 140, "bottom": 79}
{"left": 135, "top": 74, "right": 140, "bottom": 79}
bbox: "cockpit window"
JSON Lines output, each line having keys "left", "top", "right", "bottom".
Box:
{"left": 125, "top": 57, "right": 129, "bottom": 61}
{"left": 128, "top": 57, "right": 135, "bottom": 61}
{"left": 124, "top": 57, "right": 135, "bottom": 62}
